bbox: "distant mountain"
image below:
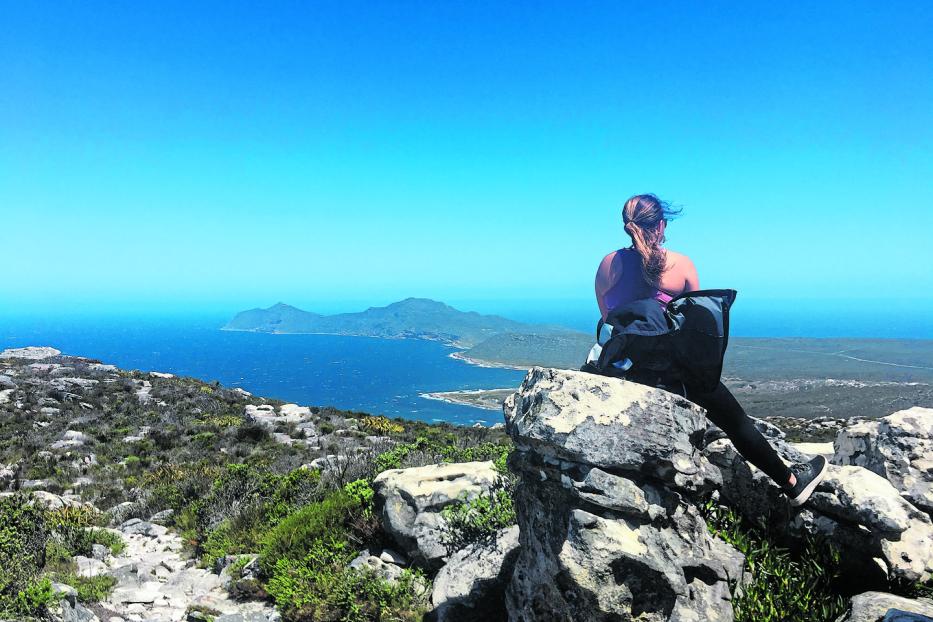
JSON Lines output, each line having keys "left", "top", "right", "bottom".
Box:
{"left": 223, "top": 297, "right": 571, "bottom": 348}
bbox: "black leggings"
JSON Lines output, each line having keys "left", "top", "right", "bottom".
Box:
{"left": 686, "top": 381, "right": 793, "bottom": 486}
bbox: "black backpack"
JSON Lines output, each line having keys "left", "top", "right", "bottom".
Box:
{"left": 581, "top": 289, "right": 737, "bottom": 395}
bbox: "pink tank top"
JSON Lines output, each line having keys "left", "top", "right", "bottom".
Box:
{"left": 595, "top": 248, "right": 676, "bottom": 319}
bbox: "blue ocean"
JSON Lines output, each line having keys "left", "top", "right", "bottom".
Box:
{"left": 2, "top": 299, "right": 930, "bottom": 426}
{"left": 0, "top": 314, "right": 526, "bottom": 426}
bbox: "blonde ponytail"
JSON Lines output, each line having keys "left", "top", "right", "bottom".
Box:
{"left": 622, "top": 194, "right": 680, "bottom": 287}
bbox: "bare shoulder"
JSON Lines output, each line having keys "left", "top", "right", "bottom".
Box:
{"left": 598, "top": 250, "right": 619, "bottom": 270}
{"left": 664, "top": 249, "right": 694, "bottom": 269}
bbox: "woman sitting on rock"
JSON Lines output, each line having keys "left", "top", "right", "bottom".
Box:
{"left": 594, "top": 193, "right": 828, "bottom": 506}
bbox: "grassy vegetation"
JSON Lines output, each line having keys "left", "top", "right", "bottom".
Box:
{"left": 439, "top": 475, "right": 516, "bottom": 556}
{"left": 700, "top": 498, "right": 933, "bottom": 622}
{"left": 0, "top": 353, "right": 514, "bottom": 621}
{"left": 0, "top": 493, "right": 122, "bottom": 620}
{"left": 7, "top": 350, "right": 929, "bottom": 620}
{"left": 703, "top": 499, "right": 846, "bottom": 622}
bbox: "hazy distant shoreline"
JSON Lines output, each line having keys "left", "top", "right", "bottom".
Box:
{"left": 447, "top": 350, "right": 529, "bottom": 370}
{"left": 221, "top": 326, "right": 472, "bottom": 349}
{"left": 420, "top": 387, "right": 515, "bottom": 411}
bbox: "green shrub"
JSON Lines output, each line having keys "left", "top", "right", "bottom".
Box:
{"left": 702, "top": 500, "right": 847, "bottom": 622}
{"left": 259, "top": 488, "right": 425, "bottom": 620}
{"left": 0, "top": 494, "right": 48, "bottom": 595}
{"left": 202, "top": 414, "right": 241, "bottom": 428}
{"left": 89, "top": 528, "right": 126, "bottom": 555}
{"left": 200, "top": 520, "right": 236, "bottom": 568}
{"left": 74, "top": 574, "right": 117, "bottom": 603}
{"left": 439, "top": 476, "right": 516, "bottom": 555}
{"left": 0, "top": 495, "right": 54, "bottom": 619}
{"left": 0, "top": 576, "right": 58, "bottom": 620}
{"left": 47, "top": 573, "right": 117, "bottom": 603}
{"left": 45, "top": 505, "right": 100, "bottom": 557}
{"left": 360, "top": 416, "right": 404, "bottom": 435}
{"left": 264, "top": 538, "right": 428, "bottom": 622}
{"left": 195, "top": 464, "right": 324, "bottom": 566}
{"left": 191, "top": 431, "right": 217, "bottom": 447}
{"left": 259, "top": 491, "right": 359, "bottom": 573}
{"left": 44, "top": 540, "right": 72, "bottom": 571}
{"left": 343, "top": 479, "right": 374, "bottom": 510}
{"left": 140, "top": 462, "right": 220, "bottom": 519}
{"left": 373, "top": 437, "right": 511, "bottom": 475}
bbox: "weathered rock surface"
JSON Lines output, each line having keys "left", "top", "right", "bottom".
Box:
{"left": 373, "top": 460, "right": 500, "bottom": 568}
{"left": 836, "top": 591, "right": 933, "bottom": 622}
{"left": 244, "top": 403, "right": 319, "bottom": 447}
{"left": 431, "top": 525, "right": 520, "bottom": 622}
{"left": 505, "top": 367, "right": 709, "bottom": 492}
{"left": 0, "top": 489, "right": 89, "bottom": 510}
{"left": 0, "top": 346, "right": 61, "bottom": 359}
{"left": 833, "top": 407, "right": 933, "bottom": 518}
{"left": 504, "top": 368, "right": 742, "bottom": 622}
{"left": 706, "top": 430, "right": 933, "bottom": 583}
{"left": 96, "top": 516, "right": 278, "bottom": 622}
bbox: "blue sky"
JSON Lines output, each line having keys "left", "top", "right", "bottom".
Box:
{"left": 2, "top": 1, "right": 931, "bottom": 317}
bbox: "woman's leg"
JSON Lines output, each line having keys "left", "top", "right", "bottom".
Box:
{"left": 688, "top": 381, "right": 793, "bottom": 487}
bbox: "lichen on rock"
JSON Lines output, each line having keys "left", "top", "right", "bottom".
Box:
{"left": 503, "top": 367, "right": 742, "bottom": 622}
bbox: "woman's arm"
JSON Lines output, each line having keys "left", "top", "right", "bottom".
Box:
{"left": 595, "top": 252, "right": 616, "bottom": 320}
{"left": 682, "top": 256, "right": 700, "bottom": 292}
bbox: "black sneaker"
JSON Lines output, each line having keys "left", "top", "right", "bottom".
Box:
{"left": 785, "top": 455, "right": 829, "bottom": 507}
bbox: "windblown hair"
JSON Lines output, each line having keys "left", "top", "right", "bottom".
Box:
{"left": 622, "top": 194, "right": 682, "bottom": 287}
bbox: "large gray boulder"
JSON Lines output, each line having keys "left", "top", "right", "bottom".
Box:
{"left": 431, "top": 525, "right": 520, "bottom": 622}
{"left": 503, "top": 368, "right": 742, "bottom": 622}
{"left": 833, "top": 407, "right": 933, "bottom": 519}
{"left": 505, "top": 367, "right": 709, "bottom": 492}
{"left": 373, "top": 460, "right": 500, "bottom": 569}
{"left": 836, "top": 591, "right": 933, "bottom": 622}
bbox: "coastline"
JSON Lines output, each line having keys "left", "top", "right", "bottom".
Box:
{"left": 447, "top": 350, "right": 529, "bottom": 371}
{"left": 419, "top": 387, "right": 515, "bottom": 412}
{"left": 222, "top": 326, "right": 521, "bottom": 370}
{"left": 221, "top": 327, "right": 474, "bottom": 349}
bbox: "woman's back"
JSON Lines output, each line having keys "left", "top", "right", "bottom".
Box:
{"left": 595, "top": 247, "right": 699, "bottom": 320}
{"left": 595, "top": 194, "right": 699, "bottom": 320}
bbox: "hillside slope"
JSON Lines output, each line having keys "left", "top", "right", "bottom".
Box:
{"left": 224, "top": 298, "right": 559, "bottom": 347}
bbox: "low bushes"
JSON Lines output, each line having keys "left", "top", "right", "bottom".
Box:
{"left": 193, "top": 463, "right": 325, "bottom": 566}
{"left": 258, "top": 488, "right": 362, "bottom": 573}
{"left": 260, "top": 481, "right": 426, "bottom": 622}
{"left": 0, "top": 494, "right": 54, "bottom": 619}
{"left": 439, "top": 476, "right": 516, "bottom": 555}
{"left": 360, "top": 416, "right": 405, "bottom": 436}
{"left": 373, "top": 436, "right": 510, "bottom": 474}
{"left": 0, "top": 494, "right": 121, "bottom": 618}
{"left": 265, "top": 547, "right": 426, "bottom": 622}
{"left": 702, "top": 499, "right": 847, "bottom": 622}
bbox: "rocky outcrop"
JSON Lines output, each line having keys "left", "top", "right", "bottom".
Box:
{"left": 706, "top": 423, "right": 933, "bottom": 583}
{"left": 431, "top": 525, "right": 520, "bottom": 622}
{"left": 833, "top": 407, "right": 933, "bottom": 518}
{"left": 54, "top": 582, "right": 100, "bottom": 622}
{"left": 0, "top": 346, "right": 61, "bottom": 360}
{"left": 98, "top": 518, "right": 279, "bottom": 622}
{"left": 244, "top": 403, "right": 319, "bottom": 447}
{"left": 503, "top": 367, "right": 743, "bottom": 622}
{"left": 0, "top": 489, "right": 89, "bottom": 510}
{"left": 836, "top": 591, "right": 933, "bottom": 622}
{"left": 373, "top": 460, "right": 500, "bottom": 569}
